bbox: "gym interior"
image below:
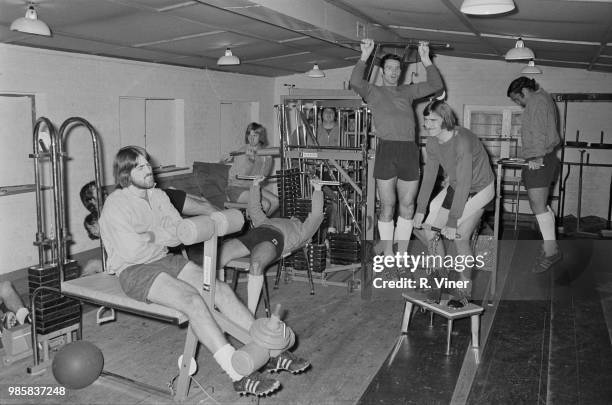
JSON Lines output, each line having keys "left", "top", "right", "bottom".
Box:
{"left": 1, "top": 1, "right": 611, "bottom": 404}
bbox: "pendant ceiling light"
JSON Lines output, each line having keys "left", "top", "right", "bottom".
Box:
{"left": 521, "top": 60, "right": 542, "bottom": 74}
{"left": 305, "top": 64, "right": 325, "bottom": 78}
{"left": 505, "top": 38, "right": 535, "bottom": 61}
{"left": 460, "top": 0, "right": 515, "bottom": 15}
{"left": 10, "top": 4, "right": 51, "bottom": 37}
{"left": 217, "top": 48, "right": 240, "bottom": 65}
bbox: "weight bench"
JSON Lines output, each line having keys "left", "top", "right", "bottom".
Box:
{"left": 29, "top": 217, "right": 251, "bottom": 402}
{"left": 60, "top": 272, "right": 197, "bottom": 400}
{"left": 400, "top": 291, "right": 483, "bottom": 355}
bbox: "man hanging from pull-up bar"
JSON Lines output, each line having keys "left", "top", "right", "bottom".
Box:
{"left": 350, "top": 39, "right": 444, "bottom": 258}
{"left": 218, "top": 175, "right": 325, "bottom": 315}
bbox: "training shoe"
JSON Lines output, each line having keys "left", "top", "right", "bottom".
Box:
{"left": 264, "top": 351, "right": 311, "bottom": 374}
{"left": 233, "top": 371, "right": 280, "bottom": 397}
{"left": 1, "top": 311, "right": 17, "bottom": 330}
{"left": 533, "top": 250, "right": 562, "bottom": 274}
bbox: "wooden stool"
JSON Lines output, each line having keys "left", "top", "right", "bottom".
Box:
{"left": 225, "top": 257, "right": 271, "bottom": 316}
{"left": 401, "top": 292, "right": 484, "bottom": 355}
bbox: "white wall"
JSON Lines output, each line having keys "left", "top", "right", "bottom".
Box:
{"left": 0, "top": 44, "right": 274, "bottom": 275}
{"left": 274, "top": 55, "right": 612, "bottom": 221}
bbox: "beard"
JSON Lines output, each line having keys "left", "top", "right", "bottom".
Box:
{"left": 131, "top": 174, "right": 155, "bottom": 189}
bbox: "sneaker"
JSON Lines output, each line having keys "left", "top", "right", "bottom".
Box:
{"left": 447, "top": 297, "right": 469, "bottom": 309}
{"left": 264, "top": 351, "right": 311, "bottom": 374}
{"left": 533, "top": 250, "right": 562, "bottom": 274}
{"left": 233, "top": 371, "right": 280, "bottom": 397}
{"left": 1, "top": 311, "right": 17, "bottom": 330}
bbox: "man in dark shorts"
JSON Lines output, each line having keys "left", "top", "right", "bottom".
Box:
{"left": 99, "top": 146, "right": 309, "bottom": 397}
{"left": 219, "top": 176, "right": 324, "bottom": 314}
{"left": 508, "top": 77, "right": 562, "bottom": 273}
{"left": 350, "top": 38, "right": 444, "bottom": 257}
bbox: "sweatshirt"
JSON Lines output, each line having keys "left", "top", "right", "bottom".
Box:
{"left": 416, "top": 127, "right": 494, "bottom": 228}
{"left": 349, "top": 60, "right": 443, "bottom": 142}
{"left": 248, "top": 184, "right": 324, "bottom": 254}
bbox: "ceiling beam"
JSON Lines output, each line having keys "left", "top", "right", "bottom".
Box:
{"left": 588, "top": 19, "right": 612, "bottom": 70}
{"left": 244, "top": 0, "right": 401, "bottom": 42}
{"left": 439, "top": 0, "right": 504, "bottom": 56}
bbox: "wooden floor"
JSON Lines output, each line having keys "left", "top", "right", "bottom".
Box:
{"left": 2, "top": 232, "right": 612, "bottom": 404}
{"left": 1, "top": 273, "right": 405, "bottom": 405}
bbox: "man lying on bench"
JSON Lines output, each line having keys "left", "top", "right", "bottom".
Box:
{"left": 99, "top": 146, "right": 309, "bottom": 397}
{"left": 218, "top": 175, "right": 324, "bottom": 315}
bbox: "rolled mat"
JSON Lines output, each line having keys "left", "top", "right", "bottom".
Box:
{"left": 176, "top": 216, "right": 216, "bottom": 244}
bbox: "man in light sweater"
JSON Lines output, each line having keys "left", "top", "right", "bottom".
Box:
{"left": 219, "top": 176, "right": 324, "bottom": 315}
{"left": 99, "top": 146, "right": 309, "bottom": 397}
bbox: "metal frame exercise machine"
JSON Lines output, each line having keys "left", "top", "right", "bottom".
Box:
{"left": 275, "top": 91, "right": 375, "bottom": 299}
{"left": 552, "top": 93, "right": 612, "bottom": 236}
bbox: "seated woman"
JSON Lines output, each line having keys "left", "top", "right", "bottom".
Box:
{"left": 226, "top": 123, "right": 278, "bottom": 215}
{"left": 413, "top": 100, "right": 495, "bottom": 308}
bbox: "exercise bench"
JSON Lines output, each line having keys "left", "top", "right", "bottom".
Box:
{"left": 400, "top": 291, "right": 484, "bottom": 355}
{"left": 28, "top": 212, "right": 249, "bottom": 401}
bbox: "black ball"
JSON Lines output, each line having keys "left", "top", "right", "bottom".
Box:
{"left": 52, "top": 341, "right": 104, "bottom": 389}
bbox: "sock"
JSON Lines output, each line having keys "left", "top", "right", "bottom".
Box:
{"left": 394, "top": 217, "right": 414, "bottom": 254}
{"left": 247, "top": 274, "right": 264, "bottom": 315}
{"left": 535, "top": 206, "right": 557, "bottom": 256}
{"left": 16, "top": 307, "right": 30, "bottom": 325}
{"left": 378, "top": 220, "right": 395, "bottom": 256}
{"left": 213, "top": 344, "right": 242, "bottom": 381}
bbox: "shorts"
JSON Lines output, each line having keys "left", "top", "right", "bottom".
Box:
{"left": 441, "top": 185, "right": 477, "bottom": 210}
{"left": 237, "top": 225, "right": 285, "bottom": 260}
{"left": 373, "top": 140, "right": 420, "bottom": 181}
{"left": 521, "top": 151, "right": 560, "bottom": 189}
{"left": 226, "top": 186, "right": 249, "bottom": 202}
{"left": 164, "top": 189, "right": 187, "bottom": 213}
{"left": 118, "top": 254, "right": 189, "bottom": 302}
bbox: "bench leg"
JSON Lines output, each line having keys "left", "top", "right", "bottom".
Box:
{"left": 400, "top": 301, "right": 414, "bottom": 333}
{"left": 446, "top": 319, "right": 453, "bottom": 356}
{"left": 262, "top": 274, "right": 271, "bottom": 317}
{"left": 471, "top": 314, "right": 480, "bottom": 349}
{"left": 175, "top": 325, "right": 198, "bottom": 401}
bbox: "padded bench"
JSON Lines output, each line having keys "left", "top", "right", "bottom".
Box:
{"left": 400, "top": 291, "right": 484, "bottom": 355}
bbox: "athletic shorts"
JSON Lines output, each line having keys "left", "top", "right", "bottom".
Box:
{"left": 118, "top": 254, "right": 189, "bottom": 303}
{"left": 164, "top": 189, "right": 187, "bottom": 213}
{"left": 373, "top": 140, "right": 420, "bottom": 181}
{"left": 237, "top": 225, "right": 285, "bottom": 260}
{"left": 521, "top": 151, "right": 560, "bottom": 189}
{"left": 441, "top": 185, "right": 477, "bottom": 210}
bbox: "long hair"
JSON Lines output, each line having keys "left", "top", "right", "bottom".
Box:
{"left": 423, "top": 100, "right": 457, "bottom": 131}
{"left": 244, "top": 122, "right": 268, "bottom": 146}
{"left": 113, "top": 146, "right": 148, "bottom": 188}
{"left": 507, "top": 76, "right": 538, "bottom": 97}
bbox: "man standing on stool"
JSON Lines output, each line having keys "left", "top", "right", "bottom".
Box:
{"left": 507, "top": 77, "right": 562, "bottom": 273}
{"left": 219, "top": 176, "right": 325, "bottom": 315}
{"left": 413, "top": 100, "right": 495, "bottom": 307}
{"left": 350, "top": 39, "right": 444, "bottom": 257}
{"left": 99, "top": 146, "right": 309, "bottom": 397}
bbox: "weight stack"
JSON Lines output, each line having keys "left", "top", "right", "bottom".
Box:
{"left": 306, "top": 243, "right": 327, "bottom": 273}
{"left": 329, "top": 233, "right": 361, "bottom": 264}
{"left": 28, "top": 260, "right": 81, "bottom": 335}
{"left": 276, "top": 168, "right": 301, "bottom": 218}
